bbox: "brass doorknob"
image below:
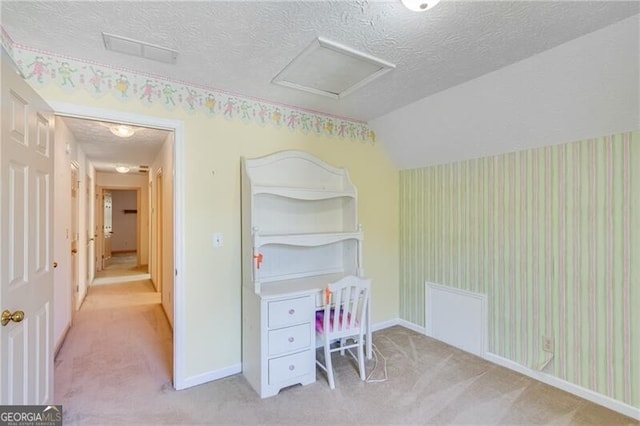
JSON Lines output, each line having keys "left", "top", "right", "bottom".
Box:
{"left": 1, "top": 310, "right": 25, "bottom": 326}
{"left": 53, "top": 262, "right": 58, "bottom": 268}
{"left": 71, "top": 249, "right": 78, "bottom": 254}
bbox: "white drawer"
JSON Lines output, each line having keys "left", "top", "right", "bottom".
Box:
{"left": 268, "top": 296, "right": 312, "bottom": 328}
{"left": 268, "top": 350, "right": 312, "bottom": 385}
{"left": 268, "top": 323, "right": 311, "bottom": 357}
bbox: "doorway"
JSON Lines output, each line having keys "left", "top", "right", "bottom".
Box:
{"left": 94, "top": 187, "right": 148, "bottom": 285}
{"left": 51, "top": 103, "right": 185, "bottom": 389}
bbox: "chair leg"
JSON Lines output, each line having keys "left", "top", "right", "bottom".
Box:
{"left": 324, "top": 341, "right": 335, "bottom": 389}
{"left": 357, "top": 338, "right": 366, "bottom": 381}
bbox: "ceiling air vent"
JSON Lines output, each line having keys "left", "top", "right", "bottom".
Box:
{"left": 138, "top": 165, "right": 149, "bottom": 174}
{"left": 102, "top": 32, "right": 178, "bottom": 64}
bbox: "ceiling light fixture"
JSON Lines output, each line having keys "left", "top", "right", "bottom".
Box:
{"left": 115, "top": 165, "right": 130, "bottom": 174}
{"left": 401, "top": 0, "right": 441, "bottom": 12}
{"left": 110, "top": 124, "right": 135, "bottom": 138}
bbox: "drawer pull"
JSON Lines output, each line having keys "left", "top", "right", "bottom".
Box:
{"left": 288, "top": 309, "right": 295, "bottom": 315}
{"left": 288, "top": 337, "right": 294, "bottom": 343}
{"left": 289, "top": 365, "right": 295, "bottom": 371}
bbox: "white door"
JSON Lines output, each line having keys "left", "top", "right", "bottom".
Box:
{"left": 70, "top": 163, "right": 79, "bottom": 318}
{"left": 103, "top": 190, "right": 113, "bottom": 267}
{"left": 0, "top": 54, "right": 55, "bottom": 404}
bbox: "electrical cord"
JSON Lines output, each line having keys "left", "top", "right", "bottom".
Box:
{"left": 365, "top": 343, "right": 388, "bottom": 383}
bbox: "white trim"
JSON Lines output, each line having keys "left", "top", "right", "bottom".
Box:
{"left": 180, "top": 364, "right": 242, "bottom": 389}
{"left": 485, "top": 352, "right": 640, "bottom": 421}
{"left": 48, "top": 102, "right": 187, "bottom": 390}
{"left": 172, "top": 115, "right": 186, "bottom": 390}
{"left": 395, "top": 319, "right": 426, "bottom": 335}
{"left": 370, "top": 318, "right": 426, "bottom": 335}
{"left": 54, "top": 324, "right": 71, "bottom": 358}
{"left": 387, "top": 320, "right": 640, "bottom": 420}
{"left": 371, "top": 318, "right": 401, "bottom": 332}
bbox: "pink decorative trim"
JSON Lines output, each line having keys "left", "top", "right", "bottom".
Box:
{"left": 590, "top": 139, "right": 598, "bottom": 392}
{"left": 572, "top": 143, "right": 581, "bottom": 385}
{"left": 558, "top": 144, "right": 566, "bottom": 379}
{"left": 2, "top": 29, "right": 374, "bottom": 142}
{"left": 509, "top": 153, "right": 516, "bottom": 359}
{"left": 606, "top": 136, "right": 614, "bottom": 397}
{"left": 498, "top": 156, "right": 505, "bottom": 356}
{"left": 622, "top": 132, "right": 631, "bottom": 403}
{"left": 488, "top": 157, "right": 495, "bottom": 352}
{"left": 545, "top": 147, "right": 552, "bottom": 368}
{"left": 532, "top": 150, "right": 540, "bottom": 366}
{"left": 520, "top": 151, "right": 528, "bottom": 367}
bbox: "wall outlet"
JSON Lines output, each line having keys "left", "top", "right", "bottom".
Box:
{"left": 542, "top": 336, "right": 554, "bottom": 353}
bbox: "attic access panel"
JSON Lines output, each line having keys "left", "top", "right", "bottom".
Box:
{"left": 272, "top": 37, "right": 395, "bottom": 100}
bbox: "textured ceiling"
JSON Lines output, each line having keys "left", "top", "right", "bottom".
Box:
{"left": 2, "top": 1, "right": 638, "bottom": 170}
{"left": 2, "top": 1, "right": 639, "bottom": 122}
{"left": 59, "top": 117, "right": 169, "bottom": 173}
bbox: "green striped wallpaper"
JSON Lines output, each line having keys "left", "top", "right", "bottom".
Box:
{"left": 399, "top": 131, "right": 639, "bottom": 408}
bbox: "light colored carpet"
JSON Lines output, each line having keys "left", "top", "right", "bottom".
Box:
{"left": 94, "top": 252, "right": 149, "bottom": 285}
{"left": 103, "top": 252, "right": 138, "bottom": 269}
{"left": 55, "top": 281, "right": 637, "bottom": 425}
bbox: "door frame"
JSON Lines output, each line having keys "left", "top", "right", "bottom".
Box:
{"left": 154, "top": 169, "right": 164, "bottom": 294}
{"left": 99, "top": 187, "right": 141, "bottom": 268}
{"left": 70, "top": 161, "right": 80, "bottom": 321}
{"left": 49, "top": 102, "right": 186, "bottom": 389}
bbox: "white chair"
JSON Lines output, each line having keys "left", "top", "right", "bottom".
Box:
{"left": 315, "top": 275, "right": 371, "bottom": 389}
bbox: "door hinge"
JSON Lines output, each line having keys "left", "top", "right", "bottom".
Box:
{"left": 175, "top": 269, "right": 178, "bottom": 277}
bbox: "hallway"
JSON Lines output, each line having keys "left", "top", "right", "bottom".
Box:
{"left": 93, "top": 252, "right": 151, "bottom": 285}
{"left": 54, "top": 273, "right": 172, "bottom": 423}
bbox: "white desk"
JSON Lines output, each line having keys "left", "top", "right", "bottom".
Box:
{"left": 244, "top": 274, "right": 373, "bottom": 397}
{"left": 260, "top": 273, "right": 373, "bottom": 359}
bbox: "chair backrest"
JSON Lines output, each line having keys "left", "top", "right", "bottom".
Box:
{"left": 321, "top": 275, "right": 370, "bottom": 339}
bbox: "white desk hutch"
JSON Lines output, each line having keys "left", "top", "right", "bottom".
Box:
{"left": 241, "top": 150, "right": 368, "bottom": 398}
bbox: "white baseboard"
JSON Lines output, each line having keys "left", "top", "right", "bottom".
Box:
{"left": 183, "top": 319, "right": 409, "bottom": 389}
{"left": 178, "top": 363, "right": 242, "bottom": 390}
{"left": 54, "top": 324, "right": 71, "bottom": 359}
{"left": 371, "top": 318, "right": 399, "bottom": 332}
{"left": 371, "top": 318, "right": 426, "bottom": 334}
{"left": 387, "top": 320, "right": 639, "bottom": 420}
{"left": 396, "top": 318, "right": 426, "bottom": 334}
{"left": 485, "top": 353, "right": 640, "bottom": 421}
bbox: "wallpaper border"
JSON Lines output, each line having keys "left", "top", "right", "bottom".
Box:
{"left": 1, "top": 27, "right": 377, "bottom": 144}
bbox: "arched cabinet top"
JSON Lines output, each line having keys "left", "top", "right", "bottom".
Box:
{"left": 242, "top": 150, "right": 356, "bottom": 198}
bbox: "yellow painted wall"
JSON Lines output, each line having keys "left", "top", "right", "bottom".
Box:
{"left": 34, "top": 84, "right": 399, "bottom": 379}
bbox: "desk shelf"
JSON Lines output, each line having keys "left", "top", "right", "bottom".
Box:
{"left": 241, "top": 150, "right": 364, "bottom": 398}
{"left": 254, "top": 230, "right": 362, "bottom": 248}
